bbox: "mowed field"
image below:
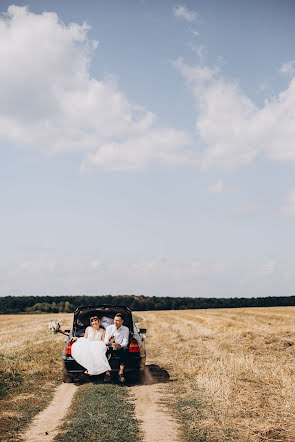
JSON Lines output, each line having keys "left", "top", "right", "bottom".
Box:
{"left": 1, "top": 307, "right": 295, "bottom": 441}
{"left": 0, "top": 313, "right": 73, "bottom": 440}
{"left": 138, "top": 307, "right": 295, "bottom": 441}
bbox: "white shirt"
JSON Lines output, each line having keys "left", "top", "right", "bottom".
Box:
{"left": 104, "top": 324, "right": 129, "bottom": 348}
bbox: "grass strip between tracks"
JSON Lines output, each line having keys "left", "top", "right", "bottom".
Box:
{"left": 55, "top": 383, "right": 140, "bottom": 442}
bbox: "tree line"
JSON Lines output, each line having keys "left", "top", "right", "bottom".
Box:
{"left": 0, "top": 294, "right": 295, "bottom": 314}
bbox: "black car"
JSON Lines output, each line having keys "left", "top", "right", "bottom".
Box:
{"left": 62, "top": 305, "right": 146, "bottom": 382}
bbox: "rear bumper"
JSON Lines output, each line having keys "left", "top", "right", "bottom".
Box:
{"left": 62, "top": 356, "right": 85, "bottom": 373}
{"left": 63, "top": 353, "right": 146, "bottom": 374}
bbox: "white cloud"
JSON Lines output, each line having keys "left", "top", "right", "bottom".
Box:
{"left": 192, "top": 30, "right": 199, "bottom": 36}
{"left": 5, "top": 254, "right": 281, "bottom": 298}
{"left": 280, "top": 60, "right": 295, "bottom": 76}
{"left": 20, "top": 261, "right": 35, "bottom": 272}
{"left": 0, "top": 6, "right": 191, "bottom": 171}
{"left": 172, "top": 57, "right": 218, "bottom": 84}
{"left": 19, "top": 259, "right": 57, "bottom": 273}
{"left": 207, "top": 179, "right": 224, "bottom": 193}
{"left": 81, "top": 128, "right": 191, "bottom": 171}
{"left": 281, "top": 189, "right": 295, "bottom": 216}
{"left": 212, "top": 261, "right": 231, "bottom": 275}
{"left": 173, "top": 5, "right": 197, "bottom": 22}
{"left": 261, "top": 260, "right": 277, "bottom": 277}
{"left": 131, "top": 257, "right": 177, "bottom": 281}
{"left": 191, "top": 260, "right": 201, "bottom": 275}
{"left": 174, "top": 57, "right": 295, "bottom": 168}
{"left": 90, "top": 261, "right": 103, "bottom": 270}
{"left": 232, "top": 204, "right": 264, "bottom": 215}
{"left": 189, "top": 44, "right": 208, "bottom": 64}
{"left": 130, "top": 256, "right": 204, "bottom": 283}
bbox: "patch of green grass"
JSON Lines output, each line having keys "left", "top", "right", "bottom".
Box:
{"left": 55, "top": 383, "right": 141, "bottom": 442}
{"left": 0, "top": 342, "right": 62, "bottom": 441}
{"left": 161, "top": 388, "right": 211, "bottom": 442}
{"left": 4, "top": 390, "right": 59, "bottom": 441}
{"left": 164, "top": 390, "right": 237, "bottom": 441}
{"left": 0, "top": 353, "right": 23, "bottom": 400}
{"left": 175, "top": 398, "right": 209, "bottom": 442}
{"left": 0, "top": 371, "right": 23, "bottom": 399}
{"left": 0, "top": 376, "right": 61, "bottom": 441}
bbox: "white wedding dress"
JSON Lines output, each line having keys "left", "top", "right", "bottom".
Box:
{"left": 71, "top": 327, "right": 111, "bottom": 375}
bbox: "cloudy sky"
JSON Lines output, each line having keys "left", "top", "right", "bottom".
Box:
{"left": 1, "top": 0, "right": 295, "bottom": 298}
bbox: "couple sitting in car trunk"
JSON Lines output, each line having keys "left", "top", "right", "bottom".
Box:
{"left": 71, "top": 313, "right": 129, "bottom": 383}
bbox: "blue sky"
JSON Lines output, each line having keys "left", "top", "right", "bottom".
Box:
{"left": 1, "top": 0, "right": 295, "bottom": 298}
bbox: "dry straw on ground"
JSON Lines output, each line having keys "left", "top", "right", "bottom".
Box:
{"left": 0, "top": 313, "right": 72, "bottom": 440}
{"left": 139, "top": 307, "right": 295, "bottom": 441}
{"left": 1, "top": 308, "right": 295, "bottom": 441}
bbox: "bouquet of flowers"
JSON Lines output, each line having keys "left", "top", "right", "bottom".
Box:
{"left": 48, "top": 320, "right": 69, "bottom": 336}
{"left": 48, "top": 320, "right": 62, "bottom": 333}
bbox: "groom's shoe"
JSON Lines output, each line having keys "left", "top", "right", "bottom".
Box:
{"left": 118, "top": 373, "right": 125, "bottom": 383}
{"left": 104, "top": 373, "right": 111, "bottom": 383}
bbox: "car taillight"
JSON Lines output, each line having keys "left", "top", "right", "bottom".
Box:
{"left": 129, "top": 338, "right": 140, "bottom": 353}
{"left": 66, "top": 341, "right": 74, "bottom": 355}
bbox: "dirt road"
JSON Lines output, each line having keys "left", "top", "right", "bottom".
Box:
{"left": 22, "top": 383, "right": 77, "bottom": 441}
{"left": 131, "top": 373, "right": 180, "bottom": 441}
{"left": 21, "top": 309, "right": 180, "bottom": 441}
{"left": 21, "top": 372, "right": 179, "bottom": 442}
{"left": 131, "top": 313, "right": 180, "bottom": 441}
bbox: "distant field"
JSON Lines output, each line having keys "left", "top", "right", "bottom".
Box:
{"left": 137, "top": 307, "right": 295, "bottom": 441}
{"left": 1, "top": 307, "right": 295, "bottom": 441}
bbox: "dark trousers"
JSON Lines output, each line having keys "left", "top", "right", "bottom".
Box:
{"left": 113, "top": 346, "right": 129, "bottom": 366}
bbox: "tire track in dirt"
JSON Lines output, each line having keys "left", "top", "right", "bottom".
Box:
{"left": 131, "top": 313, "right": 180, "bottom": 442}
{"left": 23, "top": 311, "right": 180, "bottom": 442}
{"left": 22, "top": 383, "right": 77, "bottom": 441}
{"left": 131, "top": 380, "right": 180, "bottom": 441}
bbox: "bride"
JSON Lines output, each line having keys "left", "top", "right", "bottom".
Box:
{"left": 71, "top": 316, "right": 111, "bottom": 375}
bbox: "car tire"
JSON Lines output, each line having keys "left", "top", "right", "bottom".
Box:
{"left": 62, "top": 366, "right": 74, "bottom": 383}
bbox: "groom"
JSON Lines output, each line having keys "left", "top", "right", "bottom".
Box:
{"left": 104, "top": 313, "right": 129, "bottom": 383}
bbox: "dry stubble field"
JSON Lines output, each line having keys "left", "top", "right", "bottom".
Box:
{"left": 0, "top": 313, "right": 73, "bottom": 440}
{"left": 1, "top": 307, "right": 295, "bottom": 441}
{"left": 137, "top": 307, "right": 295, "bottom": 441}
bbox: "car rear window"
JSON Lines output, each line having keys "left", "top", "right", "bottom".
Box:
{"left": 73, "top": 306, "right": 133, "bottom": 334}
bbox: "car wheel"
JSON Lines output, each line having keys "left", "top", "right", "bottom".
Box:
{"left": 62, "top": 366, "right": 74, "bottom": 383}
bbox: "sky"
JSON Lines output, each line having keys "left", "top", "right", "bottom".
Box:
{"left": 1, "top": 0, "right": 295, "bottom": 298}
